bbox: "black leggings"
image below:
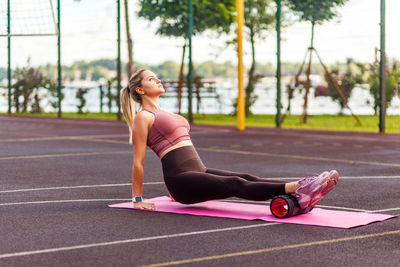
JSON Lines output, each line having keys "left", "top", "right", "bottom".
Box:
{"left": 161, "top": 146, "right": 286, "bottom": 204}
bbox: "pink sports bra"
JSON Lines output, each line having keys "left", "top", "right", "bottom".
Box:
{"left": 142, "top": 108, "right": 191, "bottom": 158}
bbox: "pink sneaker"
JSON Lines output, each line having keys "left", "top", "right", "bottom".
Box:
{"left": 292, "top": 171, "right": 331, "bottom": 209}
{"left": 309, "top": 170, "right": 339, "bottom": 207}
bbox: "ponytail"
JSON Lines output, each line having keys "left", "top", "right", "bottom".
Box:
{"left": 120, "top": 87, "right": 136, "bottom": 144}
{"left": 120, "top": 68, "right": 147, "bottom": 144}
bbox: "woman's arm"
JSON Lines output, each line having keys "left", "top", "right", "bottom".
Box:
{"left": 131, "top": 111, "right": 155, "bottom": 210}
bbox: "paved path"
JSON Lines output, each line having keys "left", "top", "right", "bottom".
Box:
{"left": 1, "top": 115, "right": 399, "bottom": 266}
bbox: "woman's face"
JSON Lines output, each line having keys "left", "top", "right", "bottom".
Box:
{"left": 138, "top": 70, "right": 165, "bottom": 96}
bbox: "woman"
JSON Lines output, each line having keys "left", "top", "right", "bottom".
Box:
{"left": 120, "top": 69, "right": 339, "bottom": 211}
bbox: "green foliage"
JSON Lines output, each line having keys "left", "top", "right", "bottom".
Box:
{"left": 70, "top": 60, "right": 116, "bottom": 81}
{"left": 195, "top": 61, "right": 236, "bottom": 77}
{"left": 76, "top": 88, "right": 89, "bottom": 114}
{"left": 322, "top": 58, "right": 400, "bottom": 115}
{"left": 244, "top": 0, "right": 275, "bottom": 39}
{"left": 367, "top": 59, "right": 399, "bottom": 115}
{"left": 284, "top": 0, "right": 348, "bottom": 25}
{"left": 2, "top": 59, "right": 372, "bottom": 85}
{"left": 255, "top": 62, "right": 324, "bottom": 75}
{"left": 323, "top": 58, "right": 364, "bottom": 114}
{"left": 284, "top": 0, "right": 349, "bottom": 123}
{"left": 138, "top": 0, "right": 236, "bottom": 38}
{"left": 191, "top": 114, "right": 400, "bottom": 134}
{"left": 240, "top": 0, "right": 276, "bottom": 116}
{"left": 90, "top": 59, "right": 117, "bottom": 70}
{"left": 106, "top": 78, "right": 117, "bottom": 113}
{"left": 43, "top": 79, "right": 64, "bottom": 112}
{"left": 231, "top": 74, "right": 262, "bottom": 116}
{"left": 150, "top": 60, "right": 180, "bottom": 80}
{"left": 37, "top": 63, "right": 58, "bottom": 80}
{"left": 225, "top": 0, "right": 276, "bottom": 116}
{"left": 12, "top": 64, "right": 47, "bottom": 113}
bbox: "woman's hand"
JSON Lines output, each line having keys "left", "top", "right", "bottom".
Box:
{"left": 134, "top": 201, "right": 156, "bottom": 210}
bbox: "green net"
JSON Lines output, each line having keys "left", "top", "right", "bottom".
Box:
{"left": 0, "top": 0, "right": 58, "bottom": 36}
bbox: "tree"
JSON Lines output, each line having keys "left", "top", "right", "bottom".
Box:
{"left": 76, "top": 88, "right": 89, "bottom": 114}
{"left": 196, "top": 60, "right": 236, "bottom": 77}
{"left": 236, "top": 0, "right": 276, "bottom": 116}
{"left": 367, "top": 58, "right": 399, "bottom": 115}
{"left": 138, "top": 0, "right": 236, "bottom": 113}
{"left": 12, "top": 63, "right": 46, "bottom": 113}
{"left": 124, "top": 0, "right": 135, "bottom": 78}
{"left": 44, "top": 78, "right": 65, "bottom": 112}
{"left": 323, "top": 58, "right": 365, "bottom": 114}
{"left": 151, "top": 60, "right": 180, "bottom": 80}
{"left": 138, "top": 0, "right": 235, "bottom": 37}
{"left": 285, "top": 0, "right": 348, "bottom": 123}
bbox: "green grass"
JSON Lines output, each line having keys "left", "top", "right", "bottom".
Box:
{"left": 192, "top": 113, "right": 400, "bottom": 134}
{"left": 1, "top": 112, "right": 399, "bottom": 134}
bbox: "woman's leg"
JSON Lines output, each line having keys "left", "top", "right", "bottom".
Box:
{"left": 164, "top": 170, "right": 286, "bottom": 204}
{"left": 206, "top": 168, "right": 286, "bottom": 183}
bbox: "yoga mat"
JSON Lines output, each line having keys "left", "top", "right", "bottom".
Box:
{"left": 108, "top": 196, "right": 397, "bottom": 229}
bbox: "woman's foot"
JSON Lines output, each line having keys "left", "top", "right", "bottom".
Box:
{"left": 292, "top": 170, "right": 338, "bottom": 209}
{"left": 308, "top": 170, "right": 339, "bottom": 208}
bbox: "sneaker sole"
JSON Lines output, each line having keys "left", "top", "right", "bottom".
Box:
{"left": 309, "top": 170, "right": 339, "bottom": 208}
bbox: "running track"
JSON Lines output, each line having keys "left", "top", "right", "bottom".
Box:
{"left": 0, "top": 114, "right": 399, "bottom": 266}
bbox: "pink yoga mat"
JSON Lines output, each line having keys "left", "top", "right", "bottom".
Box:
{"left": 108, "top": 196, "right": 397, "bottom": 229}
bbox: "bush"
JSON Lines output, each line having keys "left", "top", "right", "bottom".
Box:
{"left": 12, "top": 63, "right": 46, "bottom": 113}
{"left": 76, "top": 88, "right": 89, "bottom": 114}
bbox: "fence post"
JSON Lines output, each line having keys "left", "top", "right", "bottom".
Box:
{"left": 236, "top": 0, "right": 245, "bottom": 131}
{"left": 116, "top": 0, "right": 122, "bottom": 120}
{"left": 57, "top": 0, "right": 62, "bottom": 118}
{"left": 275, "top": 0, "right": 282, "bottom": 128}
{"left": 7, "top": 0, "right": 11, "bottom": 114}
{"left": 379, "top": 0, "right": 386, "bottom": 133}
{"left": 187, "top": 0, "right": 193, "bottom": 123}
{"left": 99, "top": 84, "right": 103, "bottom": 113}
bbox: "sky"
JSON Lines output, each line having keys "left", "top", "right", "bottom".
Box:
{"left": 1, "top": 0, "right": 400, "bottom": 69}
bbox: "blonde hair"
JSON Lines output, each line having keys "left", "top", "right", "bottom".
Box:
{"left": 120, "top": 68, "right": 148, "bottom": 144}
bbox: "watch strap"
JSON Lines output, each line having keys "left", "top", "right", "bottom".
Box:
{"left": 132, "top": 196, "right": 143, "bottom": 202}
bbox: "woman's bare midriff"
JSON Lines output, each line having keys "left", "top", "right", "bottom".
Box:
{"left": 159, "top": 139, "right": 193, "bottom": 159}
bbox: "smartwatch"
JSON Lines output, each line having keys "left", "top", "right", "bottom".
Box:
{"left": 132, "top": 196, "right": 143, "bottom": 202}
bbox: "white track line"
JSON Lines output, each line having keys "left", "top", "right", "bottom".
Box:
{"left": 0, "top": 183, "right": 130, "bottom": 193}
{"left": 371, "top": 207, "right": 400, "bottom": 213}
{"left": 0, "top": 199, "right": 129, "bottom": 206}
{"left": 0, "top": 223, "right": 279, "bottom": 259}
{"left": 0, "top": 198, "right": 397, "bottom": 214}
{"left": 1, "top": 176, "right": 399, "bottom": 194}
{"left": 0, "top": 116, "right": 124, "bottom": 127}
{"left": 2, "top": 115, "right": 399, "bottom": 143}
{"left": 242, "top": 129, "right": 400, "bottom": 143}
{"left": 310, "top": 205, "right": 371, "bottom": 213}
{"left": 0, "top": 134, "right": 128, "bottom": 142}
{"left": 340, "top": 176, "right": 400, "bottom": 179}
{"left": 0, "top": 182, "right": 161, "bottom": 193}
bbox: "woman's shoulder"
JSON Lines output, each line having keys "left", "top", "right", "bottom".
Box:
{"left": 136, "top": 109, "right": 154, "bottom": 118}
{"left": 134, "top": 110, "right": 155, "bottom": 130}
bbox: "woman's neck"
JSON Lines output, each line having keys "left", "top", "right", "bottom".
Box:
{"left": 142, "top": 106, "right": 160, "bottom": 111}
{"left": 141, "top": 98, "right": 160, "bottom": 111}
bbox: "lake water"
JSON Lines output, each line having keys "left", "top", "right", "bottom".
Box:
{"left": 1, "top": 77, "right": 399, "bottom": 115}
